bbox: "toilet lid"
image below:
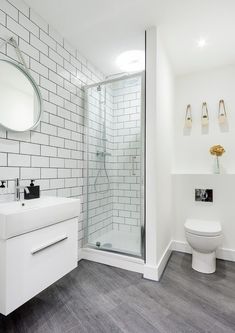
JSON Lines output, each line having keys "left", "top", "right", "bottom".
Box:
{"left": 184, "top": 219, "right": 222, "bottom": 237}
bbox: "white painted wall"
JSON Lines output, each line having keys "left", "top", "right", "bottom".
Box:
{"left": 172, "top": 65, "right": 235, "bottom": 261}
{"left": 145, "top": 27, "right": 174, "bottom": 280}
{"left": 155, "top": 33, "right": 174, "bottom": 263}
{"left": 173, "top": 65, "right": 235, "bottom": 174}
{"left": 145, "top": 27, "right": 158, "bottom": 280}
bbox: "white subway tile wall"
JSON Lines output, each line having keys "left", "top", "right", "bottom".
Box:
{"left": 0, "top": 0, "right": 104, "bottom": 249}
{"left": 111, "top": 77, "right": 142, "bottom": 232}
{"left": 85, "top": 85, "right": 114, "bottom": 241}
{"left": 86, "top": 76, "right": 142, "bottom": 244}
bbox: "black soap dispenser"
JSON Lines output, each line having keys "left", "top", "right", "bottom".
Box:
{"left": 0, "top": 181, "right": 6, "bottom": 195}
{"left": 24, "top": 180, "right": 40, "bottom": 200}
{"left": 0, "top": 181, "right": 6, "bottom": 188}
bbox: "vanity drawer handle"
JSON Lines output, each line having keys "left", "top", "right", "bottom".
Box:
{"left": 31, "top": 235, "right": 68, "bottom": 255}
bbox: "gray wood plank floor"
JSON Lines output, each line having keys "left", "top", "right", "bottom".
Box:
{"left": 0, "top": 252, "right": 235, "bottom": 333}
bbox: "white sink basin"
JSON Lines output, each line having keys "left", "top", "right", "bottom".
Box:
{"left": 0, "top": 196, "right": 80, "bottom": 240}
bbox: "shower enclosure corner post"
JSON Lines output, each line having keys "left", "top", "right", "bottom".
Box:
{"left": 140, "top": 70, "right": 146, "bottom": 260}
{"left": 83, "top": 87, "right": 90, "bottom": 247}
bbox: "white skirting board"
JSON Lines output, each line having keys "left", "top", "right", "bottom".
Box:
{"left": 171, "top": 240, "right": 191, "bottom": 254}
{"left": 171, "top": 240, "right": 235, "bottom": 262}
{"left": 79, "top": 247, "right": 144, "bottom": 274}
{"left": 143, "top": 241, "right": 172, "bottom": 281}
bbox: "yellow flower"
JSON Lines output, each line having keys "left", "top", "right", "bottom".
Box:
{"left": 210, "top": 145, "right": 225, "bottom": 157}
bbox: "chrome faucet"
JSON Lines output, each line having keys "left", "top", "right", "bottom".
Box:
{"left": 15, "top": 178, "right": 30, "bottom": 201}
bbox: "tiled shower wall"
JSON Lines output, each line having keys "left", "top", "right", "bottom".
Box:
{"left": 112, "top": 77, "right": 142, "bottom": 232}
{"left": 85, "top": 85, "right": 114, "bottom": 241}
{"left": 0, "top": 0, "right": 105, "bottom": 248}
{"left": 86, "top": 76, "right": 143, "bottom": 243}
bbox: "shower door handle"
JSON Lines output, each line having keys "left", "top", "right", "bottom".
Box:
{"left": 132, "top": 156, "right": 136, "bottom": 176}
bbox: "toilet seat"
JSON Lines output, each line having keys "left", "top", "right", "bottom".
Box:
{"left": 185, "top": 219, "right": 222, "bottom": 237}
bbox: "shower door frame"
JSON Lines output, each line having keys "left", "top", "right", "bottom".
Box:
{"left": 84, "top": 71, "right": 146, "bottom": 259}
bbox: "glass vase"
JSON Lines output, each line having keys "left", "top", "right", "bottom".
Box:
{"left": 213, "top": 156, "right": 220, "bottom": 174}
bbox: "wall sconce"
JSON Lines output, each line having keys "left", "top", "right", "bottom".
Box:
{"left": 218, "top": 99, "right": 227, "bottom": 124}
{"left": 184, "top": 104, "right": 192, "bottom": 128}
{"left": 201, "top": 102, "right": 209, "bottom": 126}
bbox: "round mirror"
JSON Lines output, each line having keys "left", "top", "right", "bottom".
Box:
{"left": 0, "top": 60, "right": 43, "bottom": 132}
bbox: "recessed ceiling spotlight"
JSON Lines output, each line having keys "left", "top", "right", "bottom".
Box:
{"left": 197, "top": 38, "right": 207, "bottom": 48}
{"left": 116, "top": 50, "right": 145, "bottom": 72}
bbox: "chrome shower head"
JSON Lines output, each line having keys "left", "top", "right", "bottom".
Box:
{"left": 97, "top": 85, "right": 101, "bottom": 92}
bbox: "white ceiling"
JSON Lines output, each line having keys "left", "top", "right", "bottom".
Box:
{"left": 25, "top": 0, "right": 235, "bottom": 76}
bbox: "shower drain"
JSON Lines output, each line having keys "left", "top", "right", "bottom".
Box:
{"left": 102, "top": 243, "right": 112, "bottom": 249}
{"left": 95, "top": 242, "right": 112, "bottom": 249}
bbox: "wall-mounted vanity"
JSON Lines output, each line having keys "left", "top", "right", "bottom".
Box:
{"left": 0, "top": 196, "right": 80, "bottom": 315}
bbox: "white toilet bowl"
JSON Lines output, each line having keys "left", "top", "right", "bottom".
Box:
{"left": 184, "top": 219, "right": 222, "bottom": 274}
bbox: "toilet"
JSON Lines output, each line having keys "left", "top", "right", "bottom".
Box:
{"left": 184, "top": 219, "right": 222, "bottom": 274}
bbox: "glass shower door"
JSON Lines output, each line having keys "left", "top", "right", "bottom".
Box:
{"left": 85, "top": 72, "right": 145, "bottom": 257}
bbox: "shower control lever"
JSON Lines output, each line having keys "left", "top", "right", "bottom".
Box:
{"left": 96, "top": 151, "right": 111, "bottom": 157}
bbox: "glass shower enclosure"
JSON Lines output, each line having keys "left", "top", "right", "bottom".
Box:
{"left": 85, "top": 72, "right": 145, "bottom": 258}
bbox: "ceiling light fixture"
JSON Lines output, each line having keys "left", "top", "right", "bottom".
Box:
{"left": 116, "top": 50, "right": 145, "bottom": 72}
{"left": 197, "top": 38, "right": 207, "bottom": 48}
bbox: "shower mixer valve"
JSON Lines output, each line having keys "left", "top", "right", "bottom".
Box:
{"left": 96, "top": 151, "right": 111, "bottom": 157}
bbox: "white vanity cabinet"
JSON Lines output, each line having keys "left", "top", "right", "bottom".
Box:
{"left": 0, "top": 197, "right": 80, "bottom": 315}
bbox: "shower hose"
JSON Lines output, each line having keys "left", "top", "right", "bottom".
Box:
{"left": 94, "top": 153, "right": 110, "bottom": 193}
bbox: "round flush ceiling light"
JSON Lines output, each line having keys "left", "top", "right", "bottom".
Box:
{"left": 116, "top": 50, "right": 145, "bottom": 72}
{"left": 197, "top": 38, "right": 207, "bottom": 48}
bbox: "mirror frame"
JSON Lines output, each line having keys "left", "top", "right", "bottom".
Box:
{"left": 0, "top": 59, "right": 43, "bottom": 132}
